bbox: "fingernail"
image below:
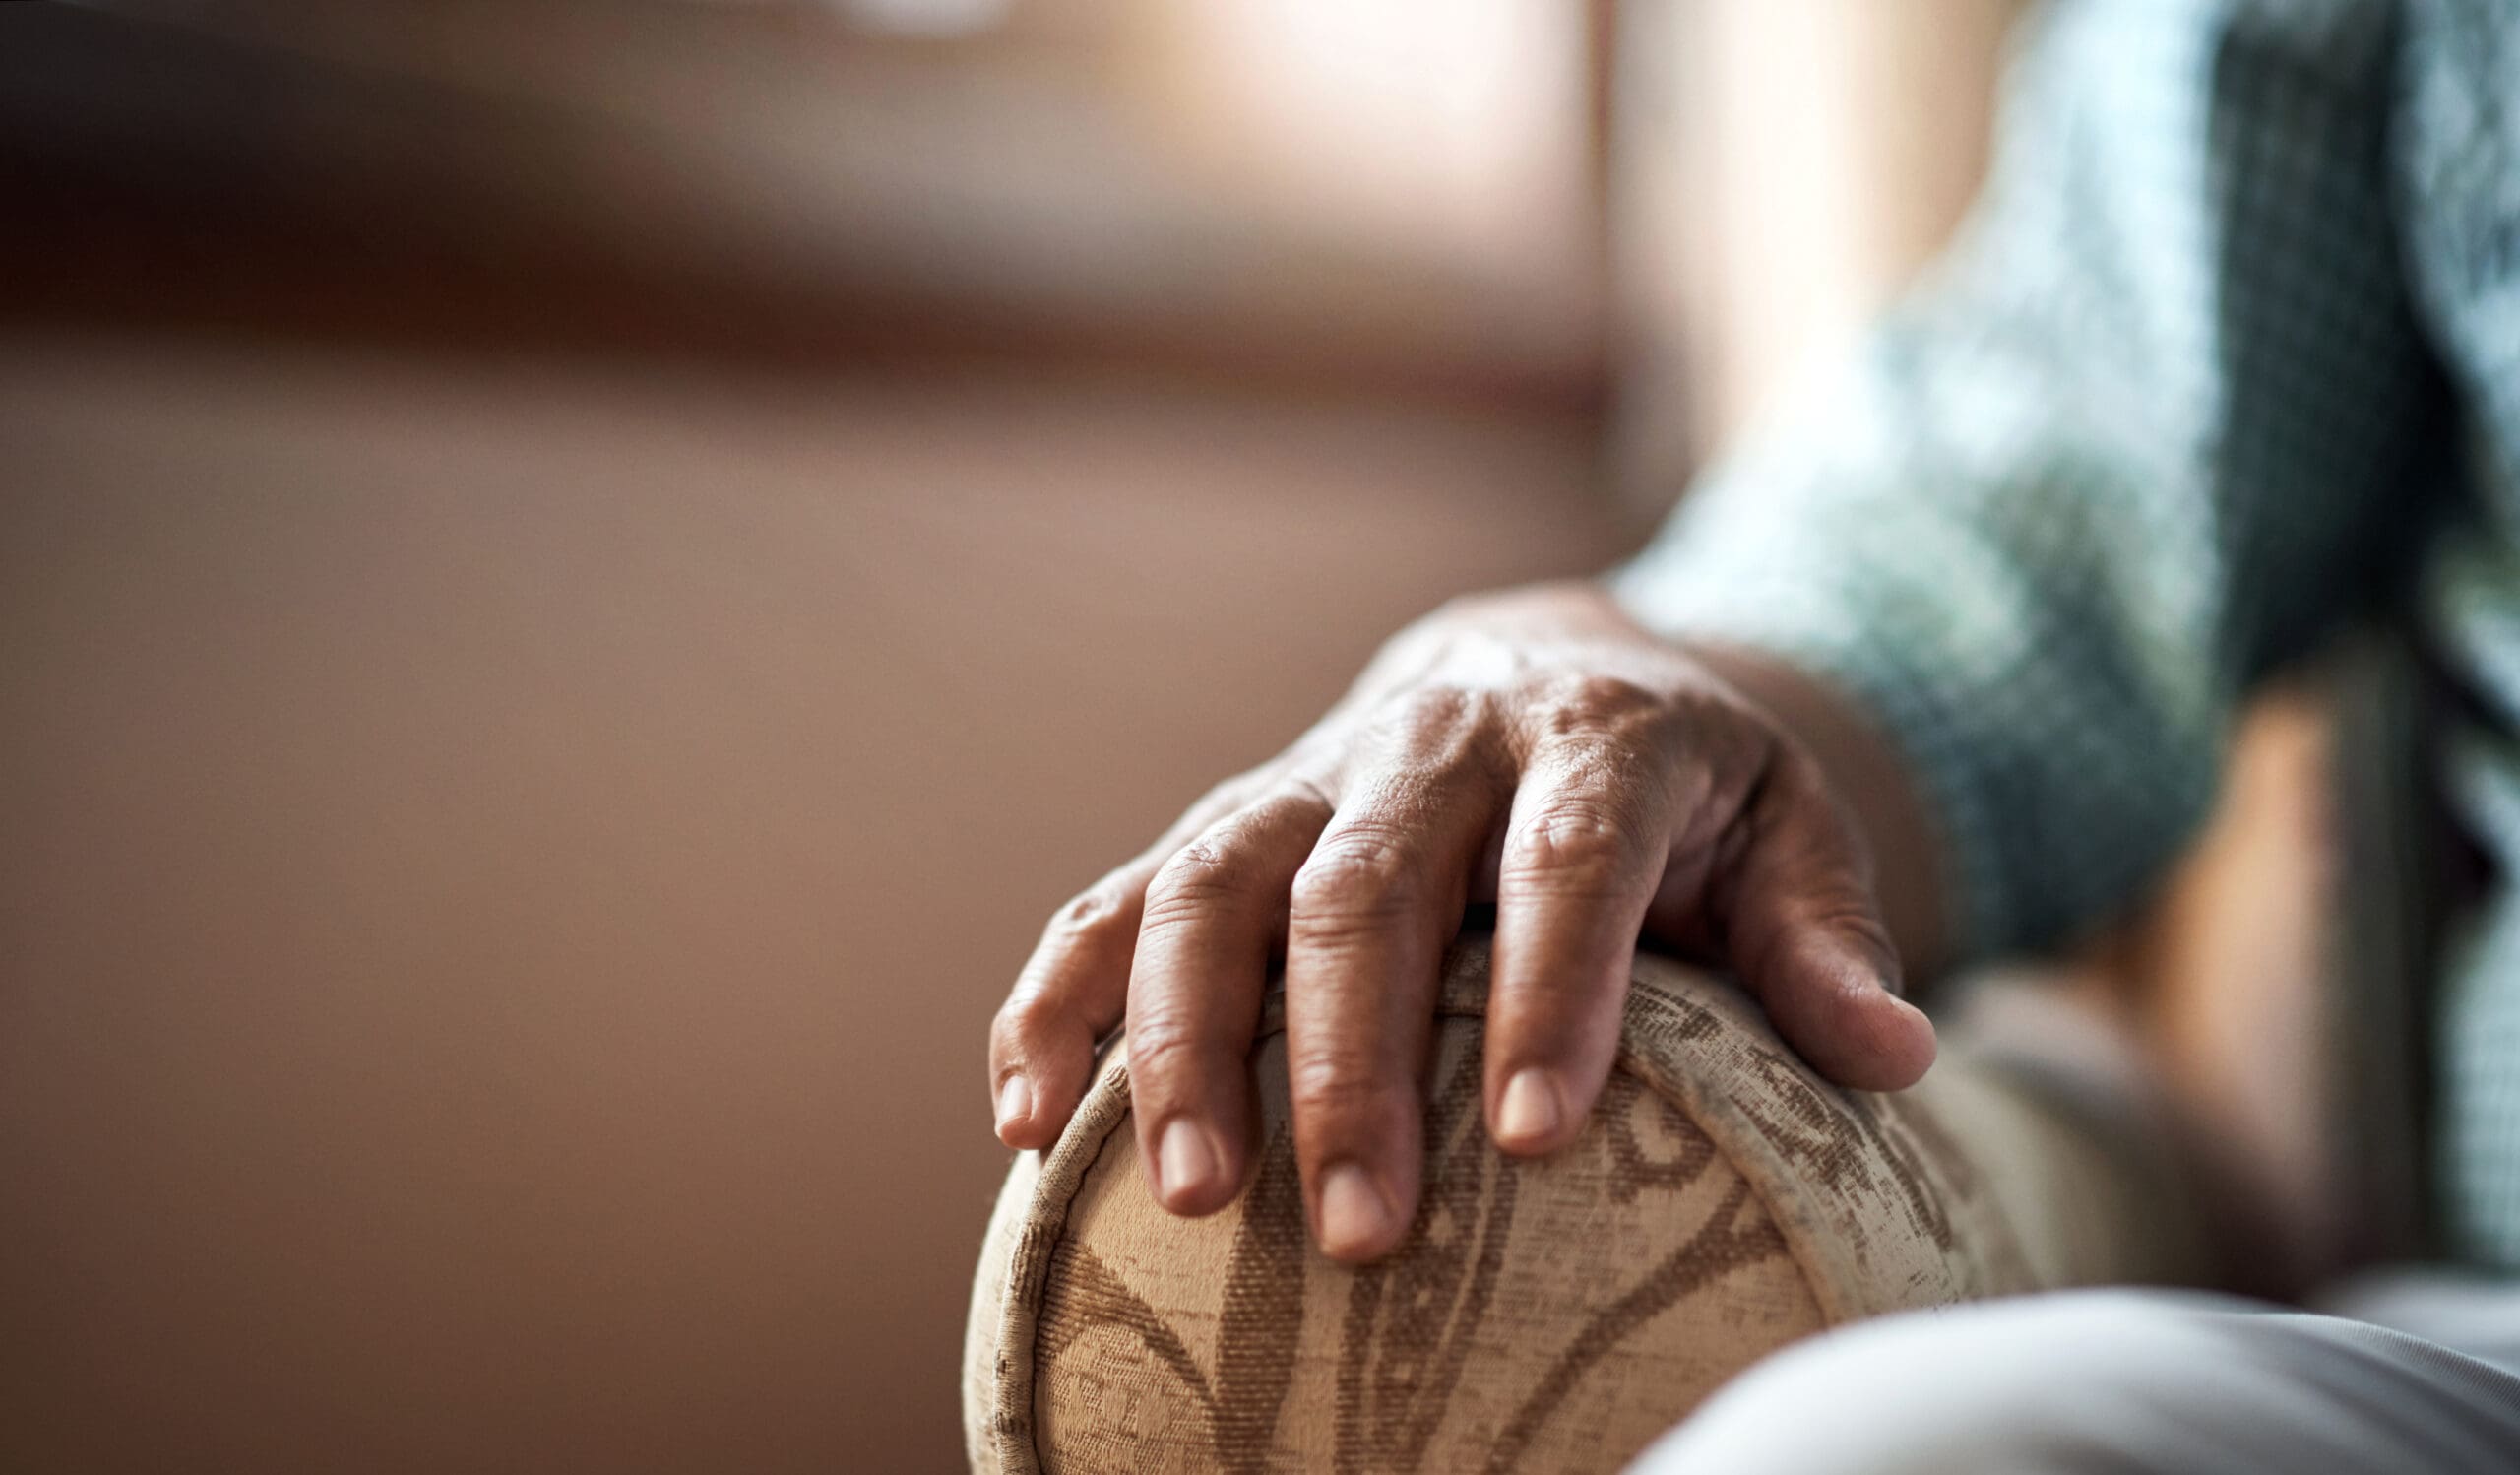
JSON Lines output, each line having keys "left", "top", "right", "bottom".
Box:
{"left": 994, "top": 1074, "right": 1033, "bottom": 1131}
{"left": 1157, "top": 1118, "right": 1219, "bottom": 1204}
{"left": 1496, "top": 1067, "right": 1563, "bottom": 1149}
{"left": 1318, "top": 1162, "right": 1396, "bottom": 1258}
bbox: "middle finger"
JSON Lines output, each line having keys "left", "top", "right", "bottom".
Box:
{"left": 1283, "top": 694, "right": 1506, "bottom": 1262}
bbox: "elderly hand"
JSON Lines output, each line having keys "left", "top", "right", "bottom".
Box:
{"left": 986, "top": 581, "right": 1936, "bottom": 1262}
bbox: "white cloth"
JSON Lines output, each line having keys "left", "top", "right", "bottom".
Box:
{"left": 1630, "top": 1279, "right": 2520, "bottom": 1474}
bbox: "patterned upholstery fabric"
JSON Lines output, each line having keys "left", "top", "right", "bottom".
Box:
{"left": 964, "top": 938, "right": 2206, "bottom": 1473}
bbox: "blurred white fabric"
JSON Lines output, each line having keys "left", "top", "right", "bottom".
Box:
{"left": 1629, "top": 1279, "right": 2520, "bottom": 1474}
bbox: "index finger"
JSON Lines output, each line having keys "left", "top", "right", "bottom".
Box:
{"left": 988, "top": 772, "right": 1266, "bottom": 1150}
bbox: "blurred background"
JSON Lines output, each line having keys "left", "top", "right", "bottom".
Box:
{"left": 15, "top": 2, "right": 2356, "bottom": 1471}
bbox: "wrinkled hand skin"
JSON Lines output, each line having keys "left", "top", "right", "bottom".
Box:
{"left": 987, "top": 581, "right": 1937, "bottom": 1264}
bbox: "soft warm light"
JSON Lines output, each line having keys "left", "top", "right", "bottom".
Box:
{"left": 1145, "top": 0, "right": 1588, "bottom": 274}
{"left": 836, "top": 0, "right": 1011, "bottom": 39}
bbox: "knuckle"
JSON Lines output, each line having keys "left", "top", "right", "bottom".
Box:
{"left": 1290, "top": 829, "right": 1419, "bottom": 919}
{"left": 1141, "top": 839, "right": 1251, "bottom": 927}
{"left": 993, "top": 989, "right": 1060, "bottom": 1051}
{"left": 1286, "top": 1051, "right": 1409, "bottom": 1124}
{"left": 1373, "top": 685, "right": 1507, "bottom": 774}
{"left": 1048, "top": 878, "right": 1132, "bottom": 941}
{"left": 1836, "top": 907, "right": 1897, "bottom": 959}
{"left": 1395, "top": 681, "right": 1479, "bottom": 732}
{"left": 1122, "top": 1013, "right": 1208, "bottom": 1081}
{"left": 1258, "top": 773, "right": 1338, "bottom": 821}
{"left": 1795, "top": 882, "right": 1893, "bottom": 950}
{"left": 1534, "top": 672, "right": 1659, "bottom": 733}
{"left": 1505, "top": 797, "right": 1637, "bottom": 881}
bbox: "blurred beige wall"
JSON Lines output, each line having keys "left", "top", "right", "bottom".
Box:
{"left": 0, "top": 344, "right": 1613, "bottom": 1474}
{"left": 3, "top": 11, "right": 1612, "bottom": 1465}
{"left": 1612, "top": 0, "right": 2025, "bottom": 516}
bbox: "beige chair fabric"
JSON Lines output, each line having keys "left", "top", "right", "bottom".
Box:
{"left": 965, "top": 936, "right": 2205, "bottom": 1473}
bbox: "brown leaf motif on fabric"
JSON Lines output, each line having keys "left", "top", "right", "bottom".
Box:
{"left": 1712, "top": 1007, "right": 1955, "bottom": 1252}
{"left": 1332, "top": 1047, "right": 1520, "bottom": 1473}
{"left": 1034, "top": 1121, "right": 1309, "bottom": 1473}
{"left": 1481, "top": 1075, "right": 1779, "bottom": 1472}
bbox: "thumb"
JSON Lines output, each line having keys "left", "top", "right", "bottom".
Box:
{"left": 1716, "top": 746, "right": 1936, "bottom": 1091}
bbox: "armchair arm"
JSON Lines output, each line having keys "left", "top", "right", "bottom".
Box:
{"left": 965, "top": 934, "right": 2208, "bottom": 1474}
